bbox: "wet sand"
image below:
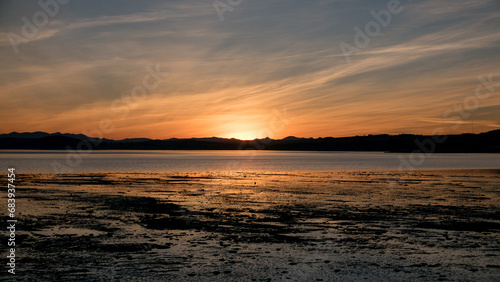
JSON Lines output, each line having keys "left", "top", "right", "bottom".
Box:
{"left": 1, "top": 169, "right": 500, "bottom": 281}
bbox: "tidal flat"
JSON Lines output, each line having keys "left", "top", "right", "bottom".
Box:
{"left": 1, "top": 170, "right": 500, "bottom": 281}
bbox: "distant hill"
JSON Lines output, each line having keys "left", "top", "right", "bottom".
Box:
{"left": 0, "top": 130, "right": 499, "bottom": 152}
{"left": 0, "top": 132, "right": 144, "bottom": 143}
{"left": 0, "top": 135, "right": 82, "bottom": 150}
{"left": 0, "top": 131, "right": 113, "bottom": 142}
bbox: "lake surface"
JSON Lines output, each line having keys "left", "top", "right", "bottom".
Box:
{"left": 1, "top": 150, "right": 499, "bottom": 173}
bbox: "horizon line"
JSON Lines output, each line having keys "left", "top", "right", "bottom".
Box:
{"left": 1, "top": 129, "right": 498, "bottom": 142}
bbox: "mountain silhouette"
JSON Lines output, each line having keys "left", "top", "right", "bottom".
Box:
{"left": 0, "top": 130, "right": 499, "bottom": 153}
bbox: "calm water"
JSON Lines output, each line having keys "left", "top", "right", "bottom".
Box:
{"left": 1, "top": 150, "right": 499, "bottom": 173}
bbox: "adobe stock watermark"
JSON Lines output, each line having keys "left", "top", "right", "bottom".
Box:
{"left": 397, "top": 74, "right": 497, "bottom": 172}
{"left": 442, "top": 75, "right": 497, "bottom": 130}
{"left": 7, "top": 0, "right": 70, "bottom": 54}
{"left": 51, "top": 64, "right": 168, "bottom": 173}
{"left": 213, "top": 0, "right": 244, "bottom": 21}
{"left": 6, "top": 168, "right": 17, "bottom": 275}
{"left": 339, "top": 0, "right": 407, "bottom": 63}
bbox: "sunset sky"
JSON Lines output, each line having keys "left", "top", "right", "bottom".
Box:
{"left": 1, "top": 0, "right": 499, "bottom": 140}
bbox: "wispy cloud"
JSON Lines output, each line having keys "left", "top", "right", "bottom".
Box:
{"left": 1, "top": 0, "right": 499, "bottom": 138}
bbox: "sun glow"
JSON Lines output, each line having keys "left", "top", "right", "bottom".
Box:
{"left": 215, "top": 115, "right": 270, "bottom": 140}
{"left": 227, "top": 131, "right": 261, "bottom": 140}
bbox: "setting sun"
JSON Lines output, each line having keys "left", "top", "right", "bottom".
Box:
{"left": 214, "top": 115, "right": 272, "bottom": 140}
{"left": 225, "top": 131, "right": 262, "bottom": 140}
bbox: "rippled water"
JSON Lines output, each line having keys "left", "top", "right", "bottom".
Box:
{"left": 1, "top": 150, "right": 499, "bottom": 173}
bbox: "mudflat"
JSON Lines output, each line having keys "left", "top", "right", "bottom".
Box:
{"left": 2, "top": 169, "right": 500, "bottom": 281}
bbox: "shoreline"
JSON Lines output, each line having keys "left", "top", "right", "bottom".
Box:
{"left": 2, "top": 169, "right": 499, "bottom": 281}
